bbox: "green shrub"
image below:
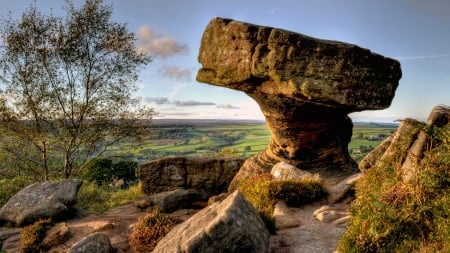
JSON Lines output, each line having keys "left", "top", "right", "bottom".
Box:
{"left": 82, "top": 158, "right": 113, "bottom": 185}
{"left": 129, "top": 208, "right": 182, "bottom": 252}
{"left": 0, "top": 177, "right": 33, "bottom": 207}
{"left": 75, "top": 181, "right": 144, "bottom": 213}
{"left": 20, "top": 219, "right": 53, "bottom": 253}
{"left": 82, "top": 158, "right": 137, "bottom": 186}
{"left": 268, "top": 179, "right": 327, "bottom": 207}
{"left": 338, "top": 125, "right": 450, "bottom": 252}
{"left": 238, "top": 173, "right": 327, "bottom": 234}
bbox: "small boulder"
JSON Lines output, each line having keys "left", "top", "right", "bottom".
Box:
{"left": 0, "top": 179, "right": 82, "bottom": 226}
{"left": 153, "top": 191, "right": 270, "bottom": 253}
{"left": 68, "top": 232, "right": 114, "bottom": 253}
{"left": 135, "top": 188, "right": 199, "bottom": 212}
{"left": 326, "top": 173, "right": 362, "bottom": 203}
{"left": 41, "top": 222, "right": 70, "bottom": 249}
{"left": 271, "top": 162, "right": 318, "bottom": 181}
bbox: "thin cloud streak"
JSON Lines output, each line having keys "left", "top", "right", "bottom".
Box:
{"left": 395, "top": 53, "right": 450, "bottom": 61}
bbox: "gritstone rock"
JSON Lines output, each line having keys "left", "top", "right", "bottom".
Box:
{"left": 360, "top": 105, "right": 450, "bottom": 183}
{"left": 0, "top": 179, "right": 82, "bottom": 226}
{"left": 195, "top": 18, "right": 402, "bottom": 191}
{"left": 139, "top": 156, "right": 244, "bottom": 199}
{"left": 152, "top": 191, "right": 270, "bottom": 253}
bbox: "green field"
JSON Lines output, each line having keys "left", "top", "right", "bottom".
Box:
{"left": 105, "top": 119, "right": 398, "bottom": 162}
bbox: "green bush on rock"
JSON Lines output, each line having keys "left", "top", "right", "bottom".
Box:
{"left": 237, "top": 173, "right": 328, "bottom": 234}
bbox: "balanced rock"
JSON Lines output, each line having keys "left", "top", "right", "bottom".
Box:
{"left": 139, "top": 156, "right": 244, "bottom": 199}
{"left": 196, "top": 18, "right": 402, "bottom": 190}
{"left": 0, "top": 179, "right": 82, "bottom": 226}
{"left": 153, "top": 191, "right": 270, "bottom": 253}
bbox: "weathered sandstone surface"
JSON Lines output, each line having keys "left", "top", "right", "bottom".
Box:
{"left": 0, "top": 179, "right": 82, "bottom": 226}
{"left": 139, "top": 156, "right": 244, "bottom": 199}
{"left": 153, "top": 191, "right": 270, "bottom": 253}
{"left": 196, "top": 18, "right": 402, "bottom": 189}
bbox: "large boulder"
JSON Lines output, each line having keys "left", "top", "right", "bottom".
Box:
{"left": 195, "top": 18, "right": 402, "bottom": 190}
{"left": 152, "top": 191, "right": 270, "bottom": 253}
{"left": 0, "top": 179, "right": 82, "bottom": 226}
{"left": 139, "top": 156, "right": 244, "bottom": 199}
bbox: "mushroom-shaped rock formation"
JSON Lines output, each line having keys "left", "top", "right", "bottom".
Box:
{"left": 196, "top": 18, "right": 402, "bottom": 190}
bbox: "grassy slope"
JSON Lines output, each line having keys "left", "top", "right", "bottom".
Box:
{"left": 339, "top": 123, "right": 450, "bottom": 252}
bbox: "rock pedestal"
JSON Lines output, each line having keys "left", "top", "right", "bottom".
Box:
{"left": 196, "top": 18, "right": 402, "bottom": 190}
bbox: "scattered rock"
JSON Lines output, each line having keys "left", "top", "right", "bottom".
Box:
{"left": 0, "top": 179, "right": 83, "bottom": 226}
{"left": 153, "top": 191, "right": 270, "bottom": 253}
{"left": 332, "top": 215, "right": 351, "bottom": 227}
{"left": 313, "top": 204, "right": 349, "bottom": 224}
{"left": 68, "top": 232, "right": 115, "bottom": 253}
{"left": 195, "top": 18, "right": 402, "bottom": 190}
{"left": 0, "top": 227, "right": 21, "bottom": 250}
{"left": 326, "top": 173, "right": 362, "bottom": 203}
{"left": 139, "top": 156, "right": 244, "bottom": 199}
{"left": 135, "top": 188, "right": 199, "bottom": 212}
{"left": 41, "top": 222, "right": 70, "bottom": 249}
{"left": 207, "top": 192, "right": 229, "bottom": 205}
{"left": 271, "top": 162, "right": 318, "bottom": 181}
{"left": 273, "top": 201, "right": 302, "bottom": 229}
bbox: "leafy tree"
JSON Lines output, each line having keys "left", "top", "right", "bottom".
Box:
{"left": 0, "top": 0, "right": 154, "bottom": 180}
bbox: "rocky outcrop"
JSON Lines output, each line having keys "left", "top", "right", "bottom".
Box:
{"left": 196, "top": 18, "right": 402, "bottom": 190}
{"left": 0, "top": 179, "right": 82, "bottom": 226}
{"left": 360, "top": 105, "right": 450, "bottom": 182}
{"left": 139, "top": 156, "right": 244, "bottom": 199}
{"left": 153, "top": 191, "right": 270, "bottom": 253}
{"left": 68, "top": 232, "right": 115, "bottom": 253}
{"left": 135, "top": 188, "right": 200, "bottom": 212}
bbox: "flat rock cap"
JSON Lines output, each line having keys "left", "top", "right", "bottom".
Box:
{"left": 197, "top": 18, "right": 402, "bottom": 112}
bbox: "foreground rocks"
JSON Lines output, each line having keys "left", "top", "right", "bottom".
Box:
{"left": 153, "top": 191, "right": 270, "bottom": 253}
{"left": 360, "top": 105, "right": 450, "bottom": 183}
{"left": 139, "top": 156, "right": 244, "bottom": 199}
{"left": 196, "top": 18, "right": 402, "bottom": 190}
{"left": 0, "top": 179, "right": 82, "bottom": 226}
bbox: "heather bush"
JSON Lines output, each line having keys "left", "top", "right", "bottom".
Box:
{"left": 129, "top": 208, "right": 182, "bottom": 252}
{"left": 20, "top": 219, "right": 52, "bottom": 253}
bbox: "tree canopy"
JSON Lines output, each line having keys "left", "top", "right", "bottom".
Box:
{"left": 0, "top": 0, "right": 154, "bottom": 180}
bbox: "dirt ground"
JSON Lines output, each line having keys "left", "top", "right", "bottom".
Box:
{"left": 1, "top": 198, "right": 351, "bottom": 253}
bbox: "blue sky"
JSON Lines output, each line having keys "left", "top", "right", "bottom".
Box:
{"left": 1, "top": 0, "right": 450, "bottom": 122}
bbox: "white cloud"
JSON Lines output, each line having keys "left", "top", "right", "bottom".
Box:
{"left": 159, "top": 65, "right": 191, "bottom": 82}
{"left": 137, "top": 26, "right": 188, "bottom": 58}
{"left": 217, "top": 103, "right": 240, "bottom": 109}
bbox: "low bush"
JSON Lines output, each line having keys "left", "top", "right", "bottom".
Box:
{"left": 238, "top": 173, "right": 327, "bottom": 234}
{"left": 129, "top": 208, "right": 182, "bottom": 252}
{"left": 75, "top": 181, "right": 144, "bottom": 213}
{"left": 20, "top": 219, "right": 53, "bottom": 253}
{"left": 338, "top": 125, "right": 450, "bottom": 252}
{"left": 268, "top": 179, "right": 328, "bottom": 207}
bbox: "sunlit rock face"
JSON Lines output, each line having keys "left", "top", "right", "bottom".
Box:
{"left": 196, "top": 18, "right": 402, "bottom": 190}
